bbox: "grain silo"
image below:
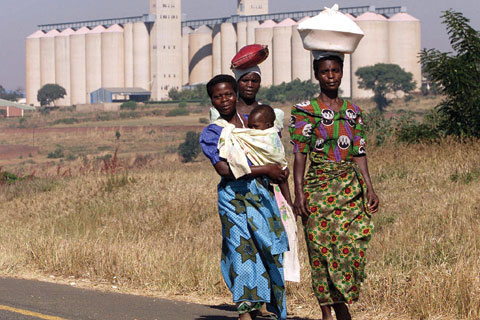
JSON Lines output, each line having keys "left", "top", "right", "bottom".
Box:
{"left": 70, "top": 27, "right": 88, "bottom": 105}
{"left": 124, "top": 23, "right": 134, "bottom": 88}
{"left": 188, "top": 25, "right": 213, "bottom": 85}
{"left": 182, "top": 26, "right": 192, "bottom": 86}
{"left": 246, "top": 20, "right": 259, "bottom": 45}
{"left": 220, "top": 22, "right": 237, "bottom": 75}
{"left": 86, "top": 26, "right": 104, "bottom": 99}
{"left": 212, "top": 24, "right": 222, "bottom": 76}
{"left": 101, "top": 24, "right": 125, "bottom": 88}
{"left": 352, "top": 12, "right": 389, "bottom": 98}
{"left": 26, "top": 30, "right": 44, "bottom": 106}
{"left": 273, "top": 18, "right": 296, "bottom": 85}
{"left": 292, "top": 17, "right": 311, "bottom": 82}
{"left": 339, "top": 14, "right": 354, "bottom": 98}
{"left": 133, "top": 22, "right": 150, "bottom": 90}
{"left": 40, "top": 29, "right": 59, "bottom": 87}
{"left": 150, "top": 0, "right": 182, "bottom": 100}
{"left": 55, "top": 28, "right": 74, "bottom": 106}
{"left": 389, "top": 12, "right": 421, "bottom": 90}
{"left": 255, "top": 20, "right": 276, "bottom": 87}
{"left": 237, "top": 21, "right": 248, "bottom": 51}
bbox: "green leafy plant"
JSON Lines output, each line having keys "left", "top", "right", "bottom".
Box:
{"left": 120, "top": 101, "right": 137, "bottom": 110}
{"left": 178, "top": 131, "right": 201, "bottom": 162}
{"left": 420, "top": 10, "right": 480, "bottom": 138}
{"left": 355, "top": 64, "right": 416, "bottom": 112}
{"left": 37, "top": 84, "right": 66, "bottom": 106}
{"left": 166, "top": 108, "right": 189, "bottom": 117}
{"left": 47, "top": 146, "right": 65, "bottom": 159}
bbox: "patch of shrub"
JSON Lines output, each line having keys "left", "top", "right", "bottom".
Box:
{"left": 120, "top": 111, "right": 140, "bottom": 119}
{"left": 0, "top": 171, "right": 20, "bottom": 184}
{"left": 53, "top": 118, "right": 79, "bottom": 125}
{"left": 120, "top": 101, "right": 137, "bottom": 110}
{"left": 96, "top": 113, "right": 112, "bottom": 121}
{"left": 199, "top": 117, "right": 209, "bottom": 124}
{"left": 395, "top": 111, "right": 440, "bottom": 144}
{"left": 47, "top": 146, "right": 65, "bottom": 159}
{"left": 166, "top": 108, "right": 189, "bottom": 117}
{"left": 450, "top": 167, "right": 480, "bottom": 184}
{"left": 178, "top": 131, "right": 201, "bottom": 162}
{"left": 151, "top": 109, "right": 162, "bottom": 116}
{"left": 178, "top": 101, "right": 188, "bottom": 108}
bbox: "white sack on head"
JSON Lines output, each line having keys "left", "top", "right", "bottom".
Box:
{"left": 297, "top": 4, "right": 364, "bottom": 53}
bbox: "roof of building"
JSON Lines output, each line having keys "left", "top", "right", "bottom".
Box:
{"left": 0, "top": 99, "right": 36, "bottom": 110}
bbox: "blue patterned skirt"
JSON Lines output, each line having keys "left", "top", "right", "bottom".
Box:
{"left": 217, "top": 177, "right": 288, "bottom": 319}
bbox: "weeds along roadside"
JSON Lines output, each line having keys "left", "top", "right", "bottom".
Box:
{"left": 0, "top": 139, "right": 479, "bottom": 319}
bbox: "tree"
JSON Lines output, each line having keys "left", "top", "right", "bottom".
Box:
{"left": 37, "top": 84, "right": 66, "bottom": 106}
{"left": 178, "top": 131, "right": 201, "bottom": 163}
{"left": 355, "top": 63, "right": 416, "bottom": 112}
{"left": 0, "top": 85, "right": 23, "bottom": 101}
{"left": 420, "top": 10, "right": 480, "bottom": 138}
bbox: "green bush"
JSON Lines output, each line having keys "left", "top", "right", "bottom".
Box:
{"left": 120, "top": 111, "right": 140, "bottom": 119}
{"left": 178, "top": 131, "right": 201, "bottom": 162}
{"left": 178, "top": 101, "right": 188, "bottom": 108}
{"left": 199, "top": 117, "right": 209, "bottom": 124}
{"left": 151, "top": 109, "right": 162, "bottom": 116}
{"left": 0, "top": 171, "right": 20, "bottom": 184}
{"left": 120, "top": 101, "right": 137, "bottom": 110}
{"left": 47, "top": 146, "right": 65, "bottom": 159}
{"left": 166, "top": 108, "right": 189, "bottom": 117}
{"left": 53, "top": 118, "right": 79, "bottom": 125}
{"left": 395, "top": 112, "right": 440, "bottom": 144}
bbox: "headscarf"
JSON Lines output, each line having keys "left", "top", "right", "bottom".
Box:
{"left": 312, "top": 50, "right": 345, "bottom": 61}
{"left": 233, "top": 65, "right": 262, "bottom": 81}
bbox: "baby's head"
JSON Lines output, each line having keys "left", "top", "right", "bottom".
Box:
{"left": 248, "top": 105, "right": 275, "bottom": 130}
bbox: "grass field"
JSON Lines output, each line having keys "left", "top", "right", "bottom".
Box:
{"left": 1, "top": 96, "right": 478, "bottom": 319}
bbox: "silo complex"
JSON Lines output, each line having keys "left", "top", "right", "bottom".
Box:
{"left": 211, "top": 24, "right": 222, "bottom": 76}
{"left": 124, "top": 23, "right": 134, "bottom": 88}
{"left": 102, "top": 25, "right": 125, "bottom": 88}
{"left": 189, "top": 26, "right": 213, "bottom": 85}
{"left": 352, "top": 12, "right": 389, "bottom": 98}
{"left": 292, "top": 17, "right": 311, "bottom": 82}
{"left": 133, "top": 22, "right": 150, "bottom": 90}
{"left": 55, "top": 28, "right": 74, "bottom": 106}
{"left": 255, "top": 20, "right": 276, "bottom": 87}
{"left": 69, "top": 27, "right": 88, "bottom": 105}
{"left": 220, "top": 23, "right": 237, "bottom": 75}
{"left": 40, "top": 29, "right": 59, "bottom": 86}
{"left": 389, "top": 13, "right": 421, "bottom": 89}
{"left": 182, "top": 27, "right": 192, "bottom": 86}
{"left": 26, "top": 31, "right": 44, "bottom": 105}
{"left": 273, "top": 18, "right": 295, "bottom": 85}
{"left": 86, "top": 26, "right": 104, "bottom": 99}
{"left": 26, "top": 2, "right": 422, "bottom": 105}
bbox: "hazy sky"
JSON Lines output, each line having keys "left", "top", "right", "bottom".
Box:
{"left": 0, "top": 0, "right": 478, "bottom": 91}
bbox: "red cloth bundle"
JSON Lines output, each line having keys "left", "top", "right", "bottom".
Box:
{"left": 231, "top": 44, "right": 269, "bottom": 70}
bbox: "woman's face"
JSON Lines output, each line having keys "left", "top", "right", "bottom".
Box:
{"left": 211, "top": 82, "right": 237, "bottom": 117}
{"left": 238, "top": 72, "right": 261, "bottom": 100}
{"left": 315, "top": 59, "right": 343, "bottom": 92}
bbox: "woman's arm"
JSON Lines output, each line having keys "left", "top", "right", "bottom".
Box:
{"left": 293, "top": 152, "right": 309, "bottom": 222}
{"left": 352, "top": 156, "right": 379, "bottom": 214}
{"left": 214, "top": 160, "right": 287, "bottom": 183}
{"left": 278, "top": 179, "right": 293, "bottom": 208}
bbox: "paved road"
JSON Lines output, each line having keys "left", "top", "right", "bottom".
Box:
{"left": 0, "top": 277, "right": 239, "bottom": 320}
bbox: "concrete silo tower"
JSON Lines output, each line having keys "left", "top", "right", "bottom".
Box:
{"left": 86, "top": 26, "right": 104, "bottom": 99}
{"left": 255, "top": 20, "right": 276, "bottom": 87}
{"left": 40, "top": 29, "right": 59, "bottom": 87}
{"left": 389, "top": 12, "right": 422, "bottom": 90}
{"left": 292, "top": 17, "right": 311, "bottom": 82}
{"left": 101, "top": 24, "right": 125, "bottom": 88}
{"left": 133, "top": 22, "right": 151, "bottom": 90}
{"left": 352, "top": 11, "right": 389, "bottom": 98}
{"left": 150, "top": 0, "right": 182, "bottom": 100}
{"left": 70, "top": 27, "right": 89, "bottom": 105}
{"left": 26, "top": 30, "right": 44, "bottom": 106}
{"left": 273, "top": 18, "right": 296, "bottom": 85}
{"left": 189, "top": 25, "right": 213, "bottom": 85}
{"left": 238, "top": 0, "right": 268, "bottom": 16}
{"left": 55, "top": 28, "right": 75, "bottom": 106}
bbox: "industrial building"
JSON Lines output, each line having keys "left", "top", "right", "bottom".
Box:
{"left": 26, "top": 0, "right": 421, "bottom": 106}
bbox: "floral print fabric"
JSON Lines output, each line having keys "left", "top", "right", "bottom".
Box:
{"left": 303, "top": 160, "right": 373, "bottom": 305}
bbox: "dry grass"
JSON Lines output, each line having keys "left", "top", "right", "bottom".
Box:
{"left": 1, "top": 97, "right": 478, "bottom": 319}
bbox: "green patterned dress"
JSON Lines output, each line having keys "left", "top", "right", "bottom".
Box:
{"left": 289, "top": 98, "right": 374, "bottom": 305}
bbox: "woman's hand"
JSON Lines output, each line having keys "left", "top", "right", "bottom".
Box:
{"left": 293, "top": 191, "right": 310, "bottom": 224}
{"left": 266, "top": 164, "right": 287, "bottom": 183}
{"left": 367, "top": 190, "right": 379, "bottom": 214}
